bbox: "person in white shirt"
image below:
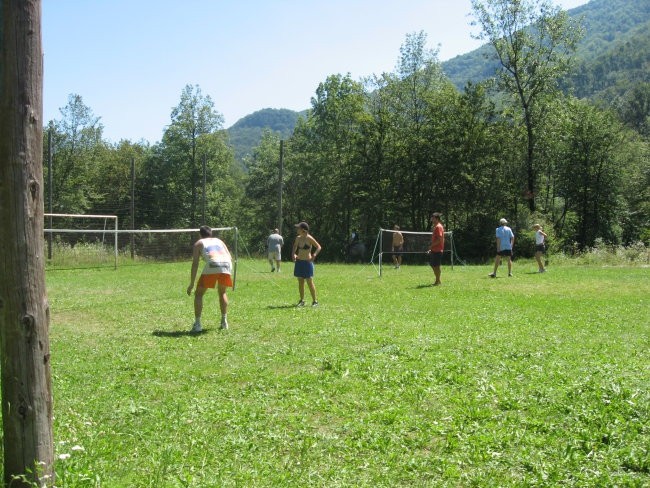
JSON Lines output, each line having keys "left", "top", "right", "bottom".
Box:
{"left": 187, "top": 225, "right": 233, "bottom": 332}
{"left": 533, "top": 224, "right": 548, "bottom": 273}
{"left": 267, "top": 228, "right": 284, "bottom": 272}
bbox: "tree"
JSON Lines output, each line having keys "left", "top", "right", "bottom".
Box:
{"left": 44, "top": 94, "right": 105, "bottom": 214}
{"left": 160, "top": 84, "right": 224, "bottom": 227}
{"left": 0, "top": 0, "right": 54, "bottom": 485}
{"left": 384, "top": 31, "right": 447, "bottom": 229}
{"left": 554, "top": 99, "right": 627, "bottom": 248}
{"left": 241, "top": 130, "right": 285, "bottom": 253}
{"left": 471, "top": 0, "right": 583, "bottom": 212}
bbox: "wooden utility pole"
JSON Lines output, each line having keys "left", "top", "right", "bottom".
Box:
{"left": 0, "top": 0, "right": 55, "bottom": 486}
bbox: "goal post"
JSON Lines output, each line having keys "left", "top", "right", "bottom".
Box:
{"left": 45, "top": 213, "right": 118, "bottom": 269}
{"left": 44, "top": 215, "right": 239, "bottom": 286}
{"left": 371, "top": 227, "right": 456, "bottom": 276}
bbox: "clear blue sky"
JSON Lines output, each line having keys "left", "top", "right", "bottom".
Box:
{"left": 43, "top": 0, "right": 588, "bottom": 144}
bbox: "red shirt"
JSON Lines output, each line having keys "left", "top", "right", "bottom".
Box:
{"left": 430, "top": 223, "right": 445, "bottom": 253}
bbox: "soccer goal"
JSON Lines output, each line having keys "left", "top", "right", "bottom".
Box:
{"left": 45, "top": 213, "right": 119, "bottom": 269}
{"left": 44, "top": 214, "right": 239, "bottom": 285}
{"left": 371, "top": 227, "right": 457, "bottom": 276}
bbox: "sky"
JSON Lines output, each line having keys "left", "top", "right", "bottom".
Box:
{"left": 43, "top": 0, "right": 589, "bottom": 144}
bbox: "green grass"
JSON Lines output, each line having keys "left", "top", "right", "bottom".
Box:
{"left": 23, "top": 260, "right": 650, "bottom": 486}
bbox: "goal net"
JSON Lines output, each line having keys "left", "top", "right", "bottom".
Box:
{"left": 44, "top": 214, "right": 239, "bottom": 285}
{"left": 371, "top": 227, "right": 456, "bottom": 276}
{"left": 44, "top": 213, "right": 119, "bottom": 269}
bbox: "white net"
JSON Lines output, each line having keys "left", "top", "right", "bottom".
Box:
{"left": 44, "top": 214, "right": 237, "bottom": 271}
{"left": 371, "top": 228, "right": 456, "bottom": 275}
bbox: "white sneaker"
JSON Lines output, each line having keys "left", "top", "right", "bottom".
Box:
{"left": 220, "top": 320, "right": 229, "bottom": 330}
{"left": 296, "top": 300, "right": 305, "bottom": 307}
{"left": 191, "top": 322, "right": 202, "bottom": 333}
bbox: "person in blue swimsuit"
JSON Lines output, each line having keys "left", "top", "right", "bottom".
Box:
{"left": 292, "top": 221, "right": 322, "bottom": 307}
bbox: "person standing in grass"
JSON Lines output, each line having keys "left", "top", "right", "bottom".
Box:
{"left": 533, "top": 224, "right": 548, "bottom": 273}
{"left": 489, "top": 218, "right": 515, "bottom": 278}
{"left": 292, "top": 221, "right": 322, "bottom": 307}
{"left": 187, "top": 225, "right": 233, "bottom": 332}
{"left": 428, "top": 213, "right": 445, "bottom": 286}
{"left": 267, "top": 228, "right": 284, "bottom": 272}
{"left": 392, "top": 224, "right": 405, "bottom": 269}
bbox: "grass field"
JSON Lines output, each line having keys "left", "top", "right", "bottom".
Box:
{"left": 14, "top": 259, "right": 650, "bottom": 486}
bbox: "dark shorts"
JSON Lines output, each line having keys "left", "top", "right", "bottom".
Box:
{"left": 497, "top": 249, "right": 513, "bottom": 257}
{"left": 428, "top": 251, "right": 443, "bottom": 267}
{"left": 294, "top": 260, "right": 314, "bottom": 279}
{"left": 536, "top": 244, "right": 546, "bottom": 253}
{"left": 392, "top": 245, "right": 403, "bottom": 256}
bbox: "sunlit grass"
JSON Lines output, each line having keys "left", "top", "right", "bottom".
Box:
{"left": 19, "top": 259, "right": 650, "bottom": 486}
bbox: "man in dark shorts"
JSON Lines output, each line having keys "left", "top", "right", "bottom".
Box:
{"left": 428, "top": 213, "right": 445, "bottom": 286}
{"left": 489, "top": 218, "right": 515, "bottom": 278}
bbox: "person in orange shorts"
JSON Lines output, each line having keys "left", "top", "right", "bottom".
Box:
{"left": 187, "top": 225, "right": 233, "bottom": 332}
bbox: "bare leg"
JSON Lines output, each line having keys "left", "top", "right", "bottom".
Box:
{"left": 194, "top": 286, "right": 207, "bottom": 320}
{"left": 306, "top": 277, "right": 317, "bottom": 302}
{"left": 217, "top": 283, "right": 228, "bottom": 315}
{"left": 535, "top": 252, "right": 545, "bottom": 271}
{"left": 433, "top": 266, "right": 441, "bottom": 285}
{"left": 298, "top": 278, "right": 305, "bottom": 301}
{"left": 492, "top": 255, "right": 501, "bottom": 275}
{"left": 507, "top": 257, "right": 513, "bottom": 275}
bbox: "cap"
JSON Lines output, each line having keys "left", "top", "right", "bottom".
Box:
{"left": 295, "top": 221, "right": 309, "bottom": 231}
{"left": 499, "top": 218, "right": 508, "bottom": 225}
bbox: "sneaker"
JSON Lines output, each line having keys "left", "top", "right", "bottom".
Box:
{"left": 271, "top": 267, "right": 275, "bottom": 272}
{"left": 220, "top": 320, "right": 229, "bottom": 330}
{"left": 508, "top": 273, "right": 513, "bottom": 277}
{"left": 539, "top": 269, "right": 546, "bottom": 273}
{"left": 488, "top": 273, "right": 496, "bottom": 278}
{"left": 296, "top": 300, "right": 305, "bottom": 307}
{"left": 311, "top": 300, "right": 319, "bottom": 307}
{"left": 191, "top": 322, "right": 202, "bottom": 333}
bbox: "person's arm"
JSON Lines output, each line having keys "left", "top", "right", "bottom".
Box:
{"left": 187, "top": 242, "right": 202, "bottom": 295}
{"left": 309, "top": 236, "right": 322, "bottom": 261}
{"left": 292, "top": 237, "right": 299, "bottom": 261}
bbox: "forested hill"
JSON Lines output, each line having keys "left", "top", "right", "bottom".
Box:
{"left": 226, "top": 108, "right": 304, "bottom": 163}
{"left": 228, "top": 0, "right": 649, "bottom": 163}
{"left": 442, "top": 0, "right": 650, "bottom": 101}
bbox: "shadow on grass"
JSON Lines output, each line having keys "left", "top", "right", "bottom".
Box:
{"left": 266, "top": 304, "right": 303, "bottom": 310}
{"left": 415, "top": 283, "right": 439, "bottom": 289}
{"left": 152, "top": 329, "right": 209, "bottom": 338}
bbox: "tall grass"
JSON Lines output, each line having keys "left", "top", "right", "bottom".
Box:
{"left": 7, "top": 258, "right": 649, "bottom": 486}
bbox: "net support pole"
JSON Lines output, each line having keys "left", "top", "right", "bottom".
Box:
{"left": 450, "top": 231, "right": 454, "bottom": 270}
{"left": 379, "top": 228, "right": 383, "bottom": 277}
{"left": 114, "top": 216, "right": 118, "bottom": 270}
{"left": 233, "top": 227, "right": 238, "bottom": 290}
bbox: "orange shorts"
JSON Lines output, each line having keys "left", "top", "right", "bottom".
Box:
{"left": 198, "top": 273, "right": 233, "bottom": 289}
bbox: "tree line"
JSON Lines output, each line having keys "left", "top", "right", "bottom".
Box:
{"left": 43, "top": 1, "right": 649, "bottom": 263}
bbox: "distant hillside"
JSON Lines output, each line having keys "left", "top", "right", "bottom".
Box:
{"left": 442, "top": 0, "right": 650, "bottom": 102}
{"left": 226, "top": 108, "right": 304, "bottom": 163}
{"left": 228, "top": 0, "right": 649, "bottom": 163}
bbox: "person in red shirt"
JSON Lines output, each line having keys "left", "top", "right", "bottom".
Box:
{"left": 428, "top": 212, "right": 445, "bottom": 286}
